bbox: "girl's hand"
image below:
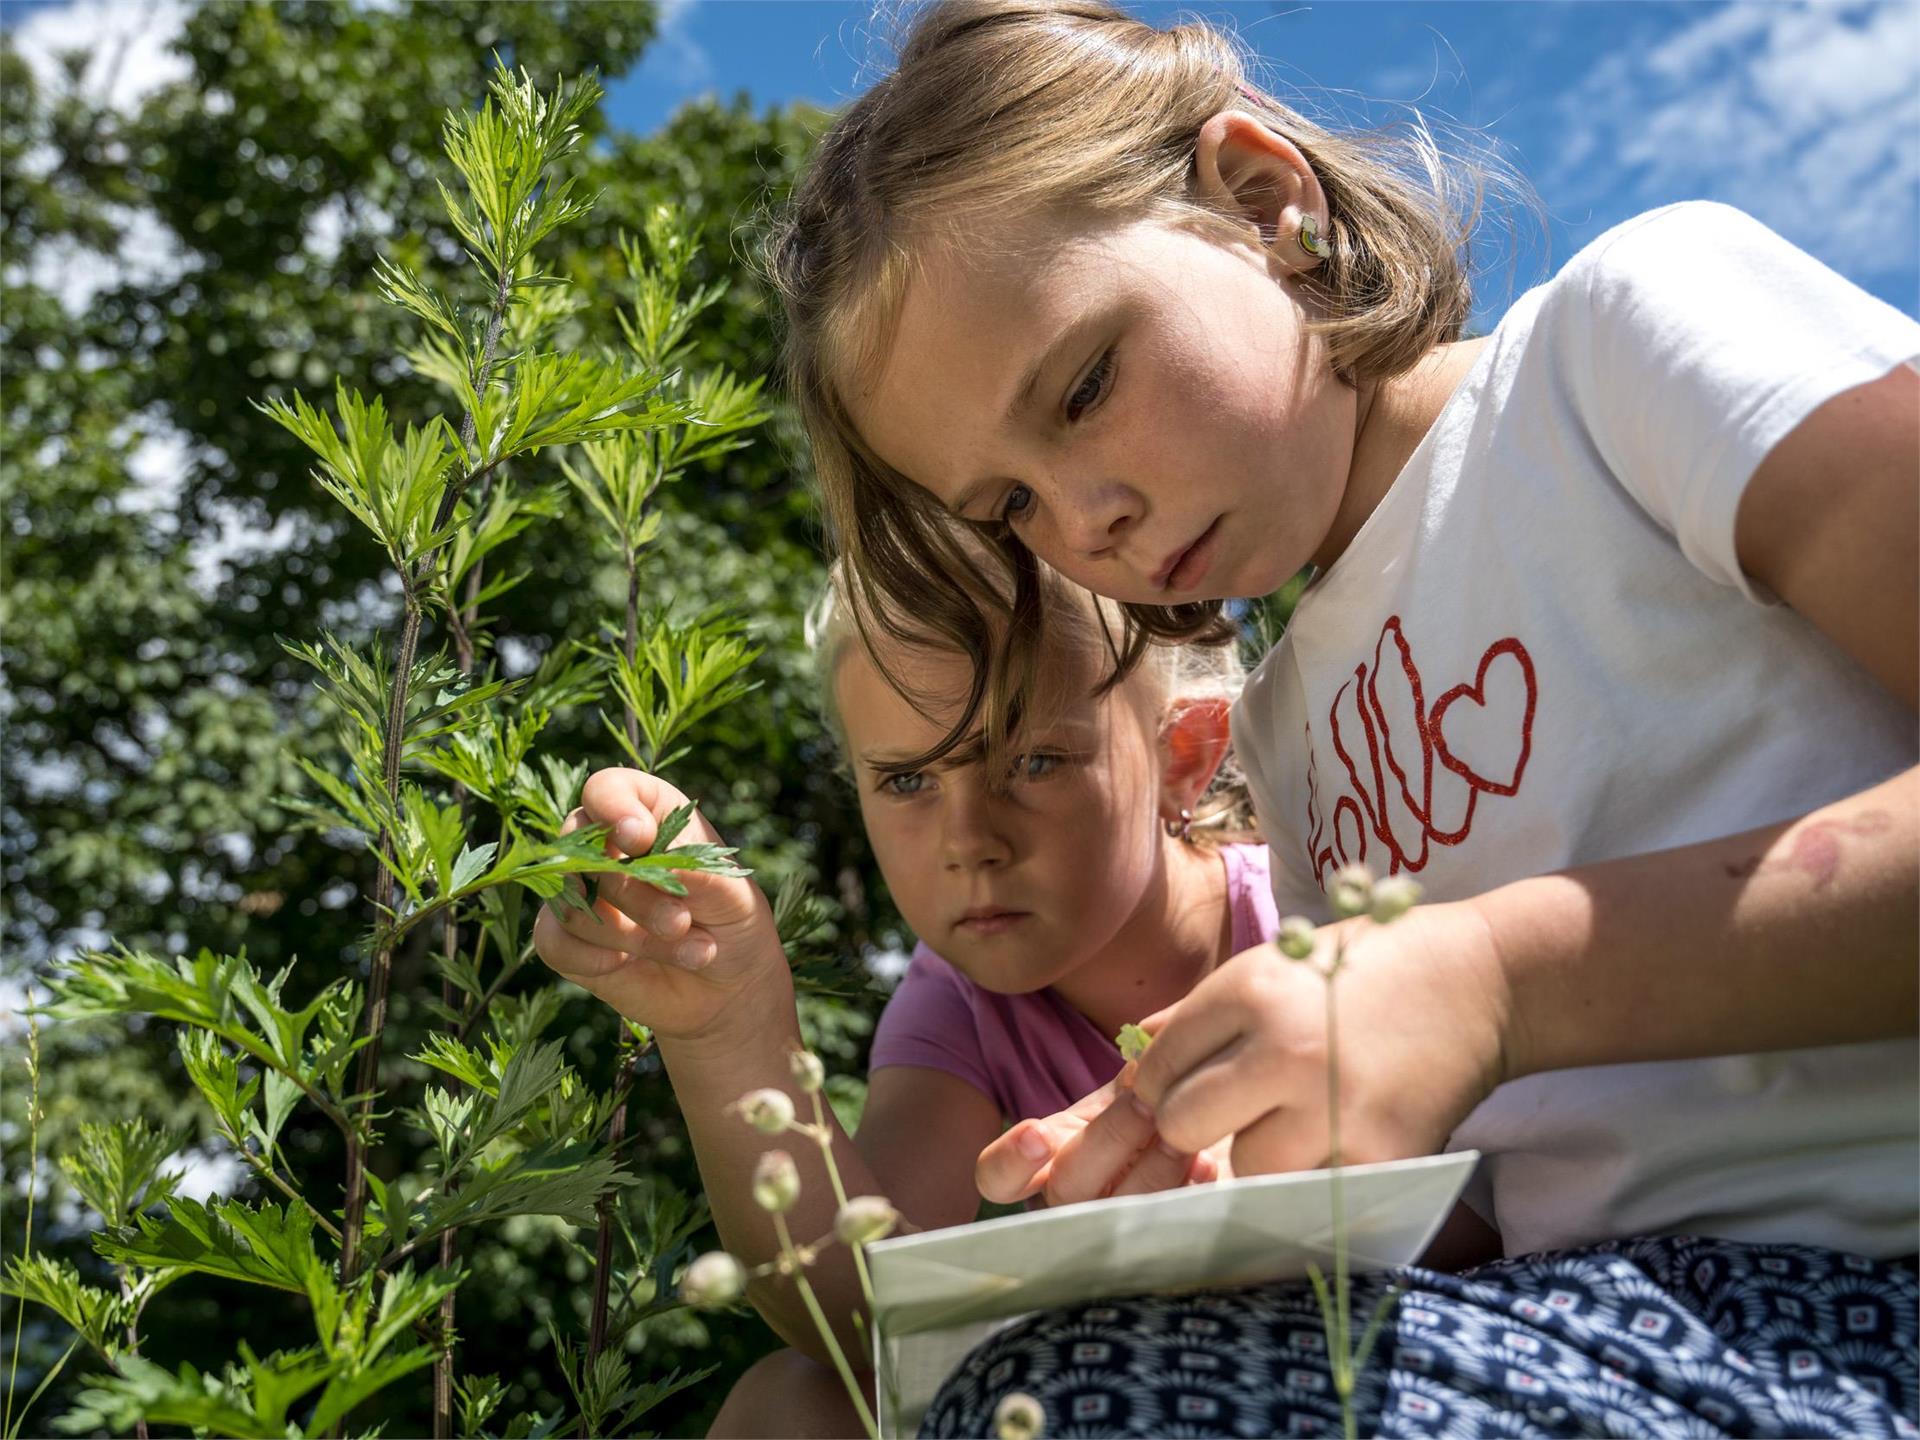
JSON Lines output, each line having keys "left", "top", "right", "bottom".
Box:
{"left": 532, "top": 767, "right": 786, "bottom": 1042}
{"left": 976, "top": 1063, "right": 1225, "bottom": 1208}
{"left": 1133, "top": 901, "right": 1512, "bottom": 1177}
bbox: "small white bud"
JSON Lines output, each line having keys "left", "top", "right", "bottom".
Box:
{"left": 789, "top": 1049, "right": 826, "bottom": 1094}
{"left": 994, "top": 1391, "right": 1046, "bottom": 1440}
{"left": 679, "top": 1250, "right": 747, "bottom": 1309}
{"left": 833, "top": 1195, "right": 900, "bottom": 1246}
{"left": 731, "top": 1088, "right": 795, "bottom": 1135}
{"left": 752, "top": 1149, "right": 801, "bottom": 1213}
{"left": 1274, "top": 915, "right": 1318, "bottom": 961}
{"left": 1368, "top": 875, "right": 1422, "bottom": 925}
{"left": 1328, "top": 863, "right": 1375, "bottom": 918}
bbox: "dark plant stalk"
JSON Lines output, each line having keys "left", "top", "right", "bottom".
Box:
{"left": 434, "top": 503, "right": 492, "bottom": 1440}
{"left": 585, "top": 544, "right": 648, "bottom": 1387}
{"left": 340, "top": 261, "right": 514, "bottom": 1285}
{"left": 113, "top": 1271, "right": 147, "bottom": 1440}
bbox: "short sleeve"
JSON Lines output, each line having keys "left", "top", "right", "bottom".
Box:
{"left": 1560, "top": 202, "right": 1920, "bottom": 602}
{"left": 868, "top": 946, "right": 997, "bottom": 1102}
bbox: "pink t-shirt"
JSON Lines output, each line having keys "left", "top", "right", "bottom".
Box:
{"left": 868, "top": 843, "right": 1279, "bottom": 1123}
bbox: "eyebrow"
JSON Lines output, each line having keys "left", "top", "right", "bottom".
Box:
{"left": 943, "top": 320, "right": 1086, "bottom": 519}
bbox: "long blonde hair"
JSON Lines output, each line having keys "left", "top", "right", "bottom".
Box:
{"left": 769, "top": 0, "right": 1485, "bottom": 774}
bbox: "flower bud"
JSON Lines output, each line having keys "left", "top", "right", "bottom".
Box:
{"left": 834, "top": 1195, "right": 900, "bottom": 1246}
{"left": 994, "top": 1391, "right": 1046, "bottom": 1440}
{"left": 1274, "top": 915, "right": 1318, "bottom": 960}
{"left": 1114, "top": 1023, "right": 1153, "bottom": 1063}
{"left": 1368, "top": 875, "right": 1422, "bottom": 925}
{"left": 731, "top": 1088, "right": 794, "bottom": 1135}
{"left": 1328, "top": 863, "right": 1375, "bottom": 918}
{"left": 679, "top": 1250, "right": 747, "bottom": 1309}
{"left": 752, "top": 1149, "right": 801, "bottom": 1213}
{"left": 789, "top": 1049, "right": 826, "bottom": 1094}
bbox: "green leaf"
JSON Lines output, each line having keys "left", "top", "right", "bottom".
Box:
{"left": 0, "top": 1254, "right": 125, "bottom": 1358}
{"left": 56, "top": 1119, "right": 184, "bottom": 1227}
{"left": 95, "top": 1197, "right": 336, "bottom": 1307}
{"left": 413, "top": 1141, "right": 631, "bottom": 1239}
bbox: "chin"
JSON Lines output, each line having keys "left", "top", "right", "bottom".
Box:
{"left": 945, "top": 946, "right": 1066, "bottom": 997}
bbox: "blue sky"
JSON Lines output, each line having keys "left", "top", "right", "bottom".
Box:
{"left": 609, "top": 0, "right": 1920, "bottom": 327}
{"left": 8, "top": 0, "right": 1916, "bottom": 327}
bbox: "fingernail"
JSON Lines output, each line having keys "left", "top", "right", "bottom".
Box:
{"left": 1129, "top": 1092, "right": 1154, "bottom": 1122}
{"left": 614, "top": 818, "right": 649, "bottom": 854}
{"left": 1015, "top": 1129, "right": 1051, "bottom": 1163}
{"left": 673, "top": 938, "right": 712, "bottom": 969}
{"left": 653, "top": 903, "right": 687, "bottom": 934}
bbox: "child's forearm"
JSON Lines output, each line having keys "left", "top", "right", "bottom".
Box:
{"left": 1476, "top": 765, "right": 1918, "bottom": 1081}
{"left": 656, "top": 980, "right": 889, "bottom": 1366}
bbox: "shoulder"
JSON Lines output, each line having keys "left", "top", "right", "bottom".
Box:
{"left": 1545, "top": 202, "right": 1913, "bottom": 347}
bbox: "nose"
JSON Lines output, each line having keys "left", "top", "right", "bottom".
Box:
{"left": 940, "top": 779, "right": 1012, "bottom": 872}
{"left": 1055, "top": 479, "right": 1141, "bottom": 559}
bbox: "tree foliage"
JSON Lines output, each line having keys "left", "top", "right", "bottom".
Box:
{"left": 4, "top": 4, "right": 886, "bottom": 1433}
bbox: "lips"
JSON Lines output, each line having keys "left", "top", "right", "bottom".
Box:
{"left": 1152, "top": 516, "right": 1223, "bottom": 593}
{"left": 954, "top": 906, "right": 1030, "bottom": 936}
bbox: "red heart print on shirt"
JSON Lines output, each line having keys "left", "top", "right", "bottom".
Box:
{"left": 1306, "top": 617, "right": 1537, "bottom": 887}
{"left": 1431, "top": 637, "right": 1538, "bottom": 796}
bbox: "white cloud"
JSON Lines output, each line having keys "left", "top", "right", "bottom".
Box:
{"left": 1545, "top": 2, "right": 1919, "bottom": 288}
{"left": 9, "top": 0, "right": 192, "bottom": 112}
{"left": 652, "top": 0, "right": 713, "bottom": 91}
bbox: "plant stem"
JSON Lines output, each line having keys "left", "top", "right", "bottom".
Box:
{"left": 772, "top": 1213, "right": 877, "bottom": 1440}
{"left": 585, "top": 541, "right": 650, "bottom": 1387}
{"left": 4, "top": 1014, "right": 42, "bottom": 1440}
{"left": 807, "top": 1093, "right": 876, "bottom": 1319}
{"left": 338, "top": 257, "right": 515, "bottom": 1287}
{"left": 222, "top": 1125, "right": 345, "bottom": 1243}
{"left": 622, "top": 558, "right": 641, "bottom": 756}
{"left": 1324, "top": 956, "right": 1357, "bottom": 1440}
{"left": 114, "top": 1269, "right": 148, "bottom": 1440}
{"left": 585, "top": 1039, "right": 641, "bottom": 1383}
{"left": 433, "top": 554, "right": 486, "bottom": 1440}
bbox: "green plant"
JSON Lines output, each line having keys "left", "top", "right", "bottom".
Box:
{"left": 679, "top": 1049, "right": 900, "bottom": 1440}
{"left": 4, "top": 63, "right": 766, "bottom": 1439}
{"left": 1276, "top": 866, "right": 1422, "bottom": 1440}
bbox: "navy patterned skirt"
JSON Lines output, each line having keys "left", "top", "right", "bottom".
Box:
{"left": 919, "top": 1237, "right": 1919, "bottom": 1438}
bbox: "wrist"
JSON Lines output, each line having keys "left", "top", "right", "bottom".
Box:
{"left": 1463, "top": 873, "right": 1587, "bottom": 1084}
{"left": 660, "top": 954, "right": 800, "bottom": 1061}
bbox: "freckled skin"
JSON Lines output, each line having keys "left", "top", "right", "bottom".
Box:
{"left": 849, "top": 212, "right": 1360, "bottom": 604}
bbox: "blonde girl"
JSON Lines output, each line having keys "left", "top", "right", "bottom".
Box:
{"left": 534, "top": 561, "right": 1278, "bottom": 1436}
{"left": 765, "top": 0, "right": 1918, "bottom": 1433}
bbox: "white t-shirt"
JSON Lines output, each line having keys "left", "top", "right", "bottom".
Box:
{"left": 1233, "top": 202, "right": 1920, "bottom": 1260}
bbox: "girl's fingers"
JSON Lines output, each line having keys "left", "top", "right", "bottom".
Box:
{"left": 1148, "top": 1033, "right": 1280, "bottom": 1157}
{"left": 1129, "top": 996, "right": 1246, "bottom": 1115}
{"left": 1042, "top": 1088, "right": 1159, "bottom": 1208}
{"left": 976, "top": 1117, "right": 1075, "bottom": 1204}
{"left": 533, "top": 904, "right": 643, "bottom": 983}
{"left": 547, "top": 892, "right": 716, "bottom": 972}
{"left": 1227, "top": 1103, "right": 1331, "bottom": 1178}
{"left": 1106, "top": 1135, "right": 1196, "bottom": 1198}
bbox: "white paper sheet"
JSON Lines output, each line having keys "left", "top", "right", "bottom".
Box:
{"left": 866, "top": 1150, "right": 1479, "bottom": 1437}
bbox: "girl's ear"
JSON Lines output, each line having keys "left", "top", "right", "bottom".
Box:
{"left": 1192, "top": 109, "right": 1328, "bottom": 273}
{"left": 1158, "top": 697, "right": 1233, "bottom": 820}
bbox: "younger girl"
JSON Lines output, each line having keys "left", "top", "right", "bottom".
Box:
{"left": 533, "top": 562, "right": 1279, "bottom": 1435}
{"left": 767, "top": 0, "right": 1918, "bottom": 1432}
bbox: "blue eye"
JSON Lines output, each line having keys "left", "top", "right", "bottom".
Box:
{"left": 1066, "top": 349, "right": 1115, "bottom": 423}
{"left": 1012, "top": 752, "right": 1061, "bottom": 781}
{"left": 882, "top": 771, "right": 927, "bottom": 797}
{"left": 999, "top": 484, "right": 1035, "bottom": 522}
